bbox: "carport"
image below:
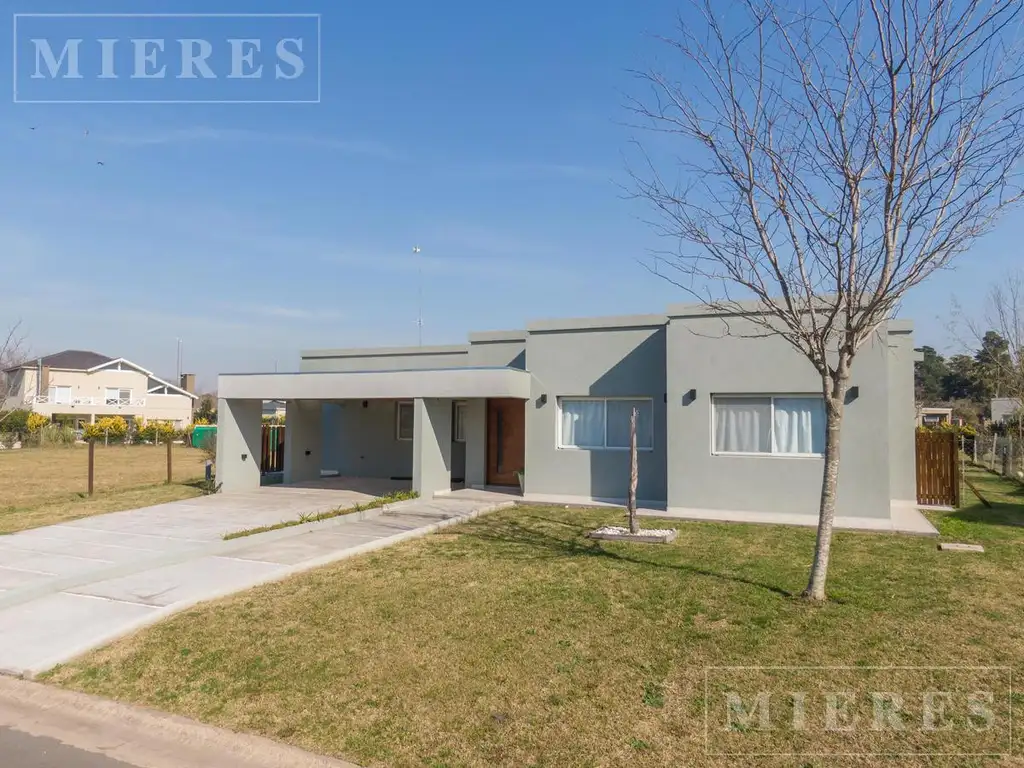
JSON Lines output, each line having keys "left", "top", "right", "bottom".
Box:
{"left": 216, "top": 367, "right": 532, "bottom": 497}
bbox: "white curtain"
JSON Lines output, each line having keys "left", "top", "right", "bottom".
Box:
{"left": 560, "top": 400, "right": 605, "bottom": 447}
{"left": 773, "top": 397, "right": 826, "bottom": 454}
{"left": 714, "top": 397, "right": 771, "bottom": 453}
{"left": 606, "top": 400, "right": 653, "bottom": 448}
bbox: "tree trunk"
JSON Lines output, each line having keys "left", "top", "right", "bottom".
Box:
{"left": 627, "top": 407, "right": 639, "bottom": 534}
{"left": 803, "top": 373, "right": 848, "bottom": 602}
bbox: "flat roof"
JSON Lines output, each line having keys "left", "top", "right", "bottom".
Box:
{"left": 219, "top": 366, "right": 532, "bottom": 401}
{"left": 527, "top": 314, "right": 667, "bottom": 333}
{"left": 301, "top": 344, "right": 468, "bottom": 360}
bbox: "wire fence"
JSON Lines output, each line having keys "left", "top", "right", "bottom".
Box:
{"left": 963, "top": 433, "right": 1024, "bottom": 479}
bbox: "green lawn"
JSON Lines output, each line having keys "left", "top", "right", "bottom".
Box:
{"left": 45, "top": 467, "right": 1024, "bottom": 767}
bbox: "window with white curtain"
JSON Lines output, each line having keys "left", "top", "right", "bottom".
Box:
{"left": 713, "top": 395, "right": 826, "bottom": 456}
{"left": 558, "top": 398, "right": 653, "bottom": 450}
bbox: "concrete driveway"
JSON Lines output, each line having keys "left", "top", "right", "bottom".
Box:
{"left": 0, "top": 479, "right": 507, "bottom": 676}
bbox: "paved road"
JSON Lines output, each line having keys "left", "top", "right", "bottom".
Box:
{"left": 1, "top": 727, "right": 138, "bottom": 768}
{"left": 0, "top": 675, "right": 357, "bottom": 768}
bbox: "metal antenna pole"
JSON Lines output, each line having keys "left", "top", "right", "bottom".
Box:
{"left": 413, "top": 246, "right": 423, "bottom": 346}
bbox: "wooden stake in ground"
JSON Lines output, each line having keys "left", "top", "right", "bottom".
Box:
{"left": 166, "top": 438, "right": 172, "bottom": 485}
{"left": 87, "top": 440, "right": 95, "bottom": 497}
{"left": 627, "top": 407, "right": 639, "bottom": 534}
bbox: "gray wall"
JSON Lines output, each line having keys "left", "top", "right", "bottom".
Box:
{"left": 525, "top": 324, "right": 668, "bottom": 503}
{"left": 467, "top": 338, "right": 526, "bottom": 369}
{"left": 321, "top": 398, "right": 467, "bottom": 482}
{"left": 323, "top": 399, "right": 413, "bottom": 479}
{"left": 665, "top": 314, "right": 893, "bottom": 519}
{"left": 887, "top": 324, "right": 918, "bottom": 502}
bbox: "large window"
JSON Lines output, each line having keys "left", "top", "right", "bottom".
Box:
{"left": 558, "top": 397, "right": 653, "bottom": 450}
{"left": 396, "top": 401, "right": 414, "bottom": 441}
{"left": 713, "top": 395, "right": 826, "bottom": 456}
{"left": 104, "top": 387, "right": 132, "bottom": 405}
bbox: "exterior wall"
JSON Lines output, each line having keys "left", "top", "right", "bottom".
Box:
{"left": 888, "top": 323, "right": 918, "bottom": 502}
{"left": 301, "top": 345, "right": 469, "bottom": 373}
{"left": 665, "top": 313, "right": 893, "bottom": 519}
{"left": 324, "top": 399, "right": 413, "bottom": 479}
{"left": 525, "top": 321, "right": 668, "bottom": 504}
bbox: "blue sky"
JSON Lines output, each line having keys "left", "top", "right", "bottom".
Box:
{"left": 1, "top": 0, "right": 1020, "bottom": 390}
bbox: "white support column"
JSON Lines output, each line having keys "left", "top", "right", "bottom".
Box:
{"left": 464, "top": 399, "right": 487, "bottom": 489}
{"left": 412, "top": 398, "right": 452, "bottom": 497}
{"left": 215, "top": 398, "right": 262, "bottom": 492}
{"left": 284, "top": 400, "right": 323, "bottom": 485}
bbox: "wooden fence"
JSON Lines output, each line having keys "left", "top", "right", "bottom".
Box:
{"left": 916, "top": 431, "right": 959, "bottom": 507}
{"left": 261, "top": 424, "right": 286, "bottom": 474}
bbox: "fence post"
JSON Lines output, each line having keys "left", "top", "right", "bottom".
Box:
{"left": 973, "top": 434, "right": 978, "bottom": 465}
{"left": 166, "top": 438, "right": 173, "bottom": 484}
{"left": 87, "top": 439, "right": 95, "bottom": 497}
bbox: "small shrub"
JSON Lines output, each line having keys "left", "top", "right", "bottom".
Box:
{"left": 83, "top": 416, "right": 129, "bottom": 442}
{"left": 26, "top": 412, "right": 49, "bottom": 433}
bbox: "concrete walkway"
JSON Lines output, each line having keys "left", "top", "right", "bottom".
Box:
{"left": 0, "top": 675, "right": 357, "bottom": 767}
{"left": 0, "top": 484, "right": 509, "bottom": 676}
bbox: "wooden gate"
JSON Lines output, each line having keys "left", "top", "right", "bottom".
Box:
{"left": 261, "top": 424, "right": 286, "bottom": 474}
{"left": 916, "top": 431, "right": 959, "bottom": 507}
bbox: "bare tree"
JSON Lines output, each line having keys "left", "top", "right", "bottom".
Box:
{"left": 627, "top": 407, "right": 640, "bottom": 534}
{"left": 0, "top": 322, "right": 29, "bottom": 422}
{"left": 630, "top": 0, "right": 1024, "bottom": 600}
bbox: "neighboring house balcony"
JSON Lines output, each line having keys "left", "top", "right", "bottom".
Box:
{"left": 24, "top": 394, "right": 149, "bottom": 418}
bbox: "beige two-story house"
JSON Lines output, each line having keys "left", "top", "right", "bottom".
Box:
{"left": 4, "top": 350, "right": 197, "bottom": 428}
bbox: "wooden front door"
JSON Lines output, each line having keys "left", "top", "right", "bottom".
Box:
{"left": 487, "top": 398, "right": 525, "bottom": 486}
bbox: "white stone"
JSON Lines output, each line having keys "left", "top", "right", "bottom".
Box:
{"left": 938, "top": 542, "right": 985, "bottom": 553}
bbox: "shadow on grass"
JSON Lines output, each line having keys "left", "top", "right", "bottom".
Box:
{"left": 462, "top": 512, "right": 795, "bottom": 599}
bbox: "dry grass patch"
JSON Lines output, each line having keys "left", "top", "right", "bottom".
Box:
{"left": 0, "top": 444, "right": 206, "bottom": 534}
{"left": 45, "top": 470, "right": 1024, "bottom": 767}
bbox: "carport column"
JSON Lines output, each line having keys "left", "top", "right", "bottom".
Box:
{"left": 283, "top": 400, "right": 323, "bottom": 484}
{"left": 215, "top": 398, "right": 262, "bottom": 492}
{"left": 412, "top": 398, "right": 452, "bottom": 497}
{"left": 464, "top": 399, "right": 487, "bottom": 488}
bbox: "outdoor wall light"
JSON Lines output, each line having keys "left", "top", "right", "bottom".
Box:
{"left": 682, "top": 389, "right": 698, "bottom": 405}
{"left": 538, "top": 394, "right": 548, "bottom": 406}
{"left": 241, "top": 453, "right": 248, "bottom": 461}
{"left": 305, "top": 450, "right": 312, "bottom": 456}
{"left": 845, "top": 386, "right": 860, "bottom": 404}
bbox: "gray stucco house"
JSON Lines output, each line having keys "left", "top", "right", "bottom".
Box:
{"left": 217, "top": 302, "right": 918, "bottom": 526}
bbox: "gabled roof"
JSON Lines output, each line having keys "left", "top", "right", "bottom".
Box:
{"left": 4, "top": 349, "right": 113, "bottom": 372}
{"left": 146, "top": 375, "right": 199, "bottom": 400}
